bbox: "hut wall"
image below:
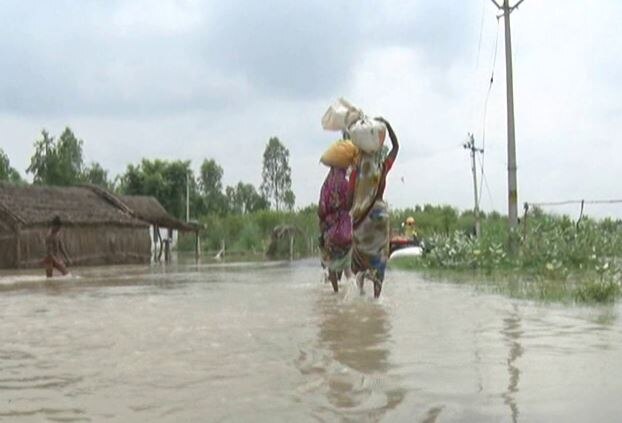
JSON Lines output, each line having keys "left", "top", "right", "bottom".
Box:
{"left": 16, "top": 224, "right": 151, "bottom": 268}
{"left": 0, "top": 220, "right": 16, "bottom": 268}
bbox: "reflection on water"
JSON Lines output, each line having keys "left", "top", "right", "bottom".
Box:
{"left": 502, "top": 305, "right": 524, "bottom": 423}
{"left": 1, "top": 261, "right": 622, "bottom": 422}
{"left": 318, "top": 298, "right": 391, "bottom": 374}
{"left": 294, "top": 289, "right": 406, "bottom": 421}
{"left": 314, "top": 293, "right": 405, "bottom": 419}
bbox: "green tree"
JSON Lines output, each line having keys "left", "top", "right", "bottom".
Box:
{"left": 119, "top": 159, "right": 197, "bottom": 219}
{"left": 82, "top": 162, "right": 112, "bottom": 189}
{"left": 27, "top": 128, "right": 84, "bottom": 186}
{"left": 226, "top": 182, "right": 268, "bottom": 214}
{"left": 283, "top": 189, "right": 295, "bottom": 211}
{"left": 199, "top": 158, "right": 227, "bottom": 215}
{"left": 260, "top": 137, "right": 294, "bottom": 211}
{"left": 225, "top": 185, "right": 238, "bottom": 214}
{"left": 0, "top": 148, "right": 23, "bottom": 184}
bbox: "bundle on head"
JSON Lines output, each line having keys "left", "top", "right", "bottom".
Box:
{"left": 320, "top": 139, "right": 360, "bottom": 169}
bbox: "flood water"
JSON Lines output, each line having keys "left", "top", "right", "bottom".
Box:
{"left": 1, "top": 259, "right": 621, "bottom": 422}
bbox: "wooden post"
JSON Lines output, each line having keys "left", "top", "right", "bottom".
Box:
{"left": 15, "top": 224, "right": 21, "bottom": 269}
{"left": 289, "top": 233, "right": 295, "bottom": 261}
{"left": 522, "top": 203, "right": 529, "bottom": 241}
{"left": 164, "top": 227, "right": 172, "bottom": 262}
{"left": 194, "top": 230, "right": 200, "bottom": 262}
{"left": 153, "top": 225, "right": 160, "bottom": 262}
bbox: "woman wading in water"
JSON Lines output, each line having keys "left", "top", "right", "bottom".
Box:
{"left": 350, "top": 117, "right": 399, "bottom": 298}
{"left": 318, "top": 140, "right": 358, "bottom": 293}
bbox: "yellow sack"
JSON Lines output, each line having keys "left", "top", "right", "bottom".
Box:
{"left": 320, "top": 139, "right": 359, "bottom": 169}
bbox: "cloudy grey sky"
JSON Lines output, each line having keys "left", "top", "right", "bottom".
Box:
{"left": 1, "top": 0, "right": 621, "bottom": 218}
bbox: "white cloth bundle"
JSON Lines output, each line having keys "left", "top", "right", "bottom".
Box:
{"left": 321, "top": 98, "right": 362, "bottom": 131}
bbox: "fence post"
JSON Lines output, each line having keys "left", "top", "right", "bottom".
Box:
{"left": 195, "top": 230, "right": 200, "bottom": 262}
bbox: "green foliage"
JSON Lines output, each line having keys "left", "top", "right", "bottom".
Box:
{"left": 260, "top": 137, "right": 294, "bottom": 211}
{"left": 283, "top": 189, "right": 295, "bottom": 211}
{"left": 233, "top": 221, "right": 263, "bottom": 251}
{"left": 83, "top": 162, "right": 112, "bottom": 189}
{"left": 574, "top": 279, "right": 620, "bottom": 304}
{"left": 178, "top": 207, "right": 319, "bottom": 260}
{"left": 199, "top": 159, "right": 227, "bottom": 215}
{"left": 25, "top": 127, "right": 113, "bottom": 188}
{"left": 0, "top": 148, "right": 23, "bottom": 184}
{"left": 391, "top": 209, "right": 622, "bottom": 303}
{"left": 27, "top": 128, "right": 85, "bottom": 186}
{"left": 118, "top": 159, "right": 196, "bottom": 220}
{"left": 392, "top": 204, "right": 478, "bottom": 237}
{"left": 226, "top": 182, "right": 269, "bottom": 214}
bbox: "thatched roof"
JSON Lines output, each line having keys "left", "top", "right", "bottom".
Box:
{"left": 0, "top": 183, "right": 147, "bottom": 228}
{"left": 119, "top": 195, "right": 199, "bottom": 232}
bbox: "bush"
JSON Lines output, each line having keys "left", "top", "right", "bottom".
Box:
{"left": 575, "top": 280, "right": 620, "bottom": 304}
{"left": 391, "top": 209, "right": 622, "bottom": 303}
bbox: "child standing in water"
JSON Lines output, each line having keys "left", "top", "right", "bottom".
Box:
{"left": 43, "top": 216, "right": 71, "bottom": 277}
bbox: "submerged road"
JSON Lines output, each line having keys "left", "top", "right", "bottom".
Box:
{"left": 0, "top": 259, "right": 621, "bottom": 422}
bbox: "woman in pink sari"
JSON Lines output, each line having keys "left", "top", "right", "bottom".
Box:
{"left": 318, "top": 166, "right": 354, "bottom": 293}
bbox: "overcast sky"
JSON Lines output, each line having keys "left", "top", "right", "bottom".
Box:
{"left": 1, "top": 0, "right": 621, "bottom": 218}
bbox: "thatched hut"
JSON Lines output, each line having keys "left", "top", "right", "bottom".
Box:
{"left": 118, "top": 195, "right": 200, "bottom": 261}
{"left": 0, "top": 183, "right": 151, "bottom": 269}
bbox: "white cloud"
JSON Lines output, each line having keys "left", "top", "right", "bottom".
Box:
{"left": 1, "top": 0, "right": 621, "bottom": 218}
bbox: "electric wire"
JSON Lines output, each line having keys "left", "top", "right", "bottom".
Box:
{"left": 477, "top": 17, "right": 501, "bottom": 206}
{"left": 477, "top": 153, "right": 496, "bottom": 210}
{"left": 475, "top": 0, "right": 487, "bottom": 69}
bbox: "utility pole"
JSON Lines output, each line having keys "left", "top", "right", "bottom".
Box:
{"left": 464, "top": 133, "right": 484, "bottom": 238}
{"left": 490, "top": 0, "right": 524, "bottom": 231}
{"left": 186, "top": 170, "right": 190, "bottom": 222}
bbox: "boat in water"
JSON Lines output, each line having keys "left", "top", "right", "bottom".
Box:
{"left": 388, "top": 236, "right": 423, "bottom": 260}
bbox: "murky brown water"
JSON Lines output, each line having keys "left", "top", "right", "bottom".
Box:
{"left": 1, "top": 259, "right": 621, "bottom": 422}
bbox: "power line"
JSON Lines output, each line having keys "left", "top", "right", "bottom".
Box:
{"left": 478, "top": 18, "right": 500, "bottom": 208}
{"left": 477, "top": 153, "right": 496, "bottom": 210}
{"left": 527, "top": 199, "right": 622, "bottom": 207}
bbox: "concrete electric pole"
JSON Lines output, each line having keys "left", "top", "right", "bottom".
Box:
{"left": 490, "top": 0, "right": 525, "bottom": 231}
{"left": 464, "top": 133, "right": 484, "bottom": 238}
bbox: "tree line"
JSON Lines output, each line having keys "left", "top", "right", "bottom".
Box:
{"left": 0, "top": 128, "right": 296, "bottom": 219}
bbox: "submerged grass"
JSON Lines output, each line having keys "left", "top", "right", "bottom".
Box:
{"left": 391, "top": 260, "right": 621, "bottom": 304}
{"left": 390, "top": 212, "right": 622, "bottom": 304}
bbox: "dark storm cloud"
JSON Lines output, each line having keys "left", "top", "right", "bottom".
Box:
{"left": 202, "top": 1, "right": 478, "bottom": 97}
{"left": 201, "top": 1, "right": 366, "bottom": 98}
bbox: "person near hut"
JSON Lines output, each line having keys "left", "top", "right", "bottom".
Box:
{"left": 350, "top": 117, "right": 399, "bottom": 298}
{"left": 318, "top": 140, "right": 359, "bottom": 293}
{"left": 43, "top": 216, "right": 71, "bottom": 277}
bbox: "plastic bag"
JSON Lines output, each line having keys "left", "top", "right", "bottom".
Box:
{"left": 321, "top": 98, "right": 362, "bottom": 131}
{"left": 348, "top": 117, "right": 386, "bottom": 153}
{"left": 320, "top": 139, "right": 360, "bottom": 169}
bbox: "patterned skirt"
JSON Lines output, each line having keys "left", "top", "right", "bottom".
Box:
{"left": 352, "top": 200, "right": 390, "bottom": 283}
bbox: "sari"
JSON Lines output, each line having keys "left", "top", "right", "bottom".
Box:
{"left": 351, "top": 151, "right": 396, "bottom": 285}
{"left": 318, "top": 168, "right": 353, "bottom": 272}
